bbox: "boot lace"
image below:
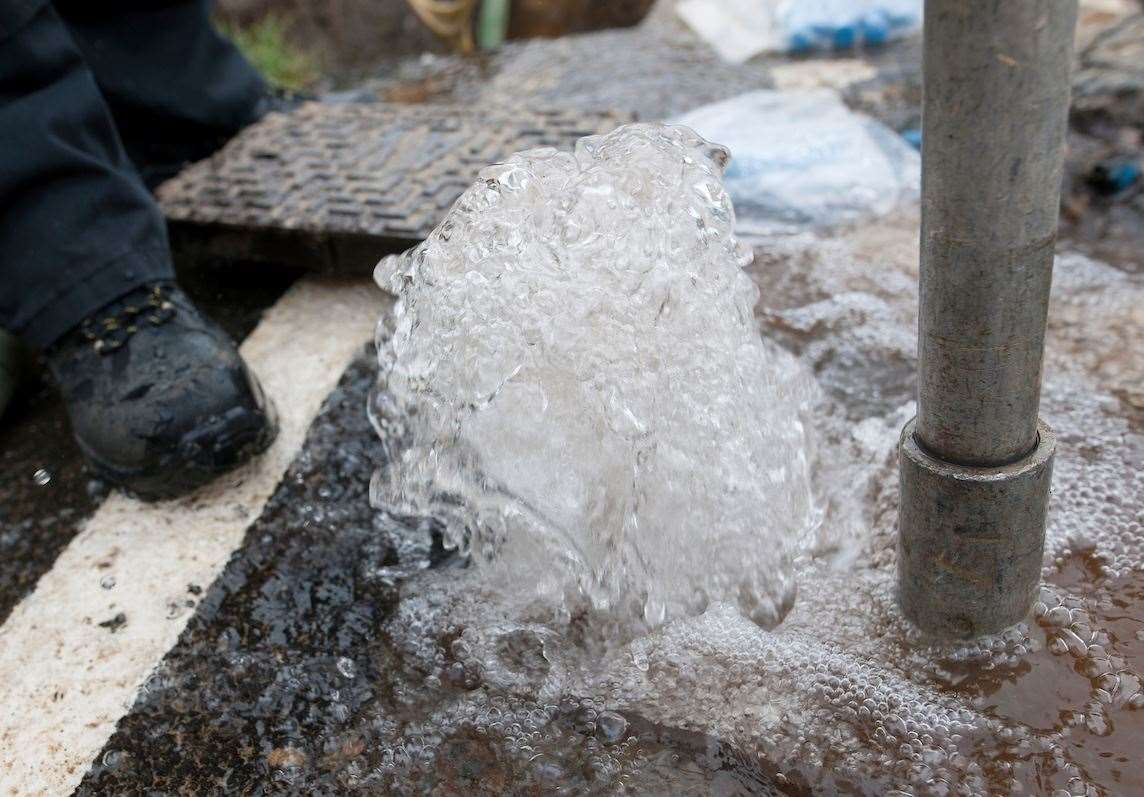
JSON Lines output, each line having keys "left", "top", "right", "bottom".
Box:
{"left": 80, "top": 285, "right": 176, "bottom": 354}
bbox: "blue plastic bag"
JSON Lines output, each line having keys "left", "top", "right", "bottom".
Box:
{"left": 780, "top": 0, "right": 922, "bottom": 53}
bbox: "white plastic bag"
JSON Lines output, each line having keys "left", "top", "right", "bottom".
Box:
{"left": 674, "top": 89, "right": 920, "bottom": 233}
{"left": 675, "top": 0, "right": 922, "bottom": 62}
{"left": 675, "top": 0, "right": 780, "bottom": 63}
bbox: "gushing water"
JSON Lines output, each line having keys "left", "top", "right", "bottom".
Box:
{"left": 361, "top": 126, "right": 1144, "bottom": 795}
{"left": 370, "top": 124, "right": 820, "bottom": 629}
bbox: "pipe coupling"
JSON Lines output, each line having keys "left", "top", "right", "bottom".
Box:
{"left": 897, "top": 417, "right": 1055, "bottom": 639}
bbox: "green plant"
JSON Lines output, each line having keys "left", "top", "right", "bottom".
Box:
{"left": 218, "top": 14, "right": 319, "bottom": 91}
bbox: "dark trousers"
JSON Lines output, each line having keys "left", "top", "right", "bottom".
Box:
{"left": 0, "top": 0, "right": 266, "bottom": 347}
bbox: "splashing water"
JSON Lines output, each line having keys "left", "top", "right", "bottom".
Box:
{"left": 361, "top": 227, "right": 1144, "bottom": 796}
{"left": 371, "top": 123, "right": 821, "bottom": 628}
{"left": 364, "top": 125, "right": 1144, "bottom": 794}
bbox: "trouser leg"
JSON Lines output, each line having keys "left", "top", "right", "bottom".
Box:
{"left": 54, "top": 0, "right": 268, "bottom": 186}
{"left": 0, "top": 0, "right": 173, "bottom": 348}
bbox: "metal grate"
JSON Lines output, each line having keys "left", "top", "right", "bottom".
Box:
{"left": 158, "top": 102, "right": 632, "bottom": 273}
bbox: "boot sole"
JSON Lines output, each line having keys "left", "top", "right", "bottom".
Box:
{"left": 78, "top": 399, "right": 279, "bottom": 502}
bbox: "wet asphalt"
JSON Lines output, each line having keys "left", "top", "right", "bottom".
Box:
{"left": 76, "top": 354, "right": 395, "bottom": 794}
{"left": 3, "top": 19, "right": 1139, "bottom": 788}
{"left": 72, "top": 354, "right": 791, "bottom": 795}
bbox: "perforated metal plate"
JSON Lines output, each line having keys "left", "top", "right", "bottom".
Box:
{"left": 158, "top": 102, "right": 633, "bottom": 273}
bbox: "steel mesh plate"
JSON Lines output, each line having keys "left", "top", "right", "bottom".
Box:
{"left": 158, "top": 102, "right": 632, "bottom": 272}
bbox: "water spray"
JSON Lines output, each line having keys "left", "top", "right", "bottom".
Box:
{"left": 897, "top": 0, "right": 1077, "bottom": 638}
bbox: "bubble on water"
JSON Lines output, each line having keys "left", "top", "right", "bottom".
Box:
{"left": 32, "top": 468, "right": 51, "bottom": 486}
{"left": 371, "top": 123, "right": 821, "bottom": 630}
{"left": 337, "top": 657, "right": 357, "bottom": 680}
{"left": 1040, "top": 381, "right": 1144, "bottom": 580}
{"left": 352, "top": 127, "right": 1143, "bottom": 794}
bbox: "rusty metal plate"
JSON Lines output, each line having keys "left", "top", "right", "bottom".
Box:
{"left": 158, "top": 102, "right": 632, "bottom": 273}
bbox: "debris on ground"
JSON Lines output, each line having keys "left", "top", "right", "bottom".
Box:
{"left": 1073, "top": 13, "right": 1144, "bottom": 131}
{"left": 675, "top": 89, "right": 919, "bottom": 232}
{"left": 5, "top": 2, "right": 1144, "bottom": 794}
{"left": 1062, "top": 12, "right": 1144, "bottom": 272}
{"left": 676, "top": 0, "right": 921, "bottom": 63}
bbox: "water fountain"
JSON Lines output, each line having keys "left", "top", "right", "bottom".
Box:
{"left": 372, "top": 124, "right": 820, "bottom": 631}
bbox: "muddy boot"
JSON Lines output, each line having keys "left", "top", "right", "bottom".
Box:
{"left": 45, "top": 283, "right": 278, "bottom": 500}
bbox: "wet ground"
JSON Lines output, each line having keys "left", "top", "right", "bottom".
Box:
{"left": 76, "top": 356, "right": 398, "bottom": 794}
{"left": 0, "top": 378, "right": 95, "bottom": 624}
{"left": 3, "top": 244, "right": 1141, "bottom": 795}
{"left": 3, "top": 5, "right": 1143, "bottom": 795}
{"left": 68, "top": 355, "right": 797, "bottom": 795}
{"left": 30, "top": 220, "right": 1141, "bottom": 795}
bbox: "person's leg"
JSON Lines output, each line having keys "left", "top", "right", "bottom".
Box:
{"left": 0, "top": 0, "right": 174, "bottom": 347}
{"left": 54, "top": 0, "right": 271, "bottom": 187}
{"left": 0, "top": 0, "right": 277, "bottom": 498}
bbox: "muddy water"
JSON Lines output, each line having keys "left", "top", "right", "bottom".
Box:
{"left": 740, "top": 220, "right": 1144, "bottom": 796}
{"left": 363, "top": 219, "right": 1142, "bottom": 795}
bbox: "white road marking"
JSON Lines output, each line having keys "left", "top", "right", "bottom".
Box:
{"left": 0, "top": 277, "right": 384, "bottom": 796}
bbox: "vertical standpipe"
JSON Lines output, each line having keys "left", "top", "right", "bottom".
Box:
{"left": 897, "top": 0, "right": 1077, "bottom": 638}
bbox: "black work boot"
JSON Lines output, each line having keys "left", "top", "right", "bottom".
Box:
{"left": 45, "top": 283, "right": 278, "bottom": 500}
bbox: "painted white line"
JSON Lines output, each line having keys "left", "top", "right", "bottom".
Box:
{"left": 0, "top": 276, "right": 384, "bottom": 796}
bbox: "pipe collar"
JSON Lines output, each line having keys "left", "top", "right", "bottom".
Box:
{"left": 897, "top": 416, "right": 1055, "bottom": 639}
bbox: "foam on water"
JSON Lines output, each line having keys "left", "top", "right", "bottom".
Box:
{"left": 371, "top": 123, "right": 820, "bottom": 629}
{"left": 364, "top": 125, "right": 1144, "bottom": 794}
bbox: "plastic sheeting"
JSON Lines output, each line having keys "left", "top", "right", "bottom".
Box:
{"left": 675, "top": 89, "right": 920, "bottom": 233}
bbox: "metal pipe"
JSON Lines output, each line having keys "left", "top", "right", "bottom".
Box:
{"left": 897, "top": 0, "right": 1076, "bottom": 638}
{"left": 917, "top": 0, "right": 1075, "bottom": 466}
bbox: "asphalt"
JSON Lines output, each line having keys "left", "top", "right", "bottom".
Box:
{"left": 76, "top": 355, "right": 396, "bottom": 794}
{"left": 2, "top": 218, "right": 1139, "bottom": 795}
{"left": 73, "top": 355, "right": 794, "bottom": 796}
